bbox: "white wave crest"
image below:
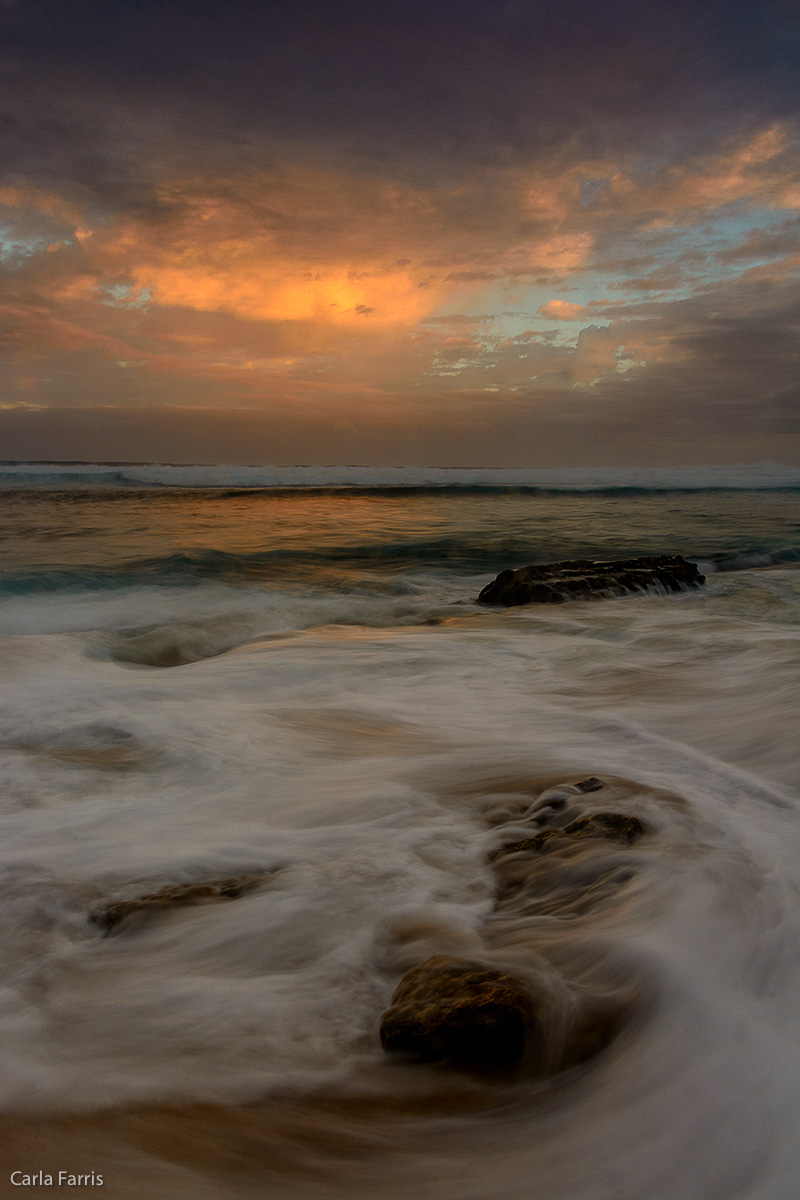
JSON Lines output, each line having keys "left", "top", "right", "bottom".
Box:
{"left": 0, "top": 461, "right": 798, "bottom": 490}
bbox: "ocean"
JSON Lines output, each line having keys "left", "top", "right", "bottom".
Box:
{"left": 0, "top": 462, "right": 798, "bottom": 1199}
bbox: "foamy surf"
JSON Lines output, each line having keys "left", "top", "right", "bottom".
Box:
{"left": 0, "top": 481, "right": 797, "bottom": 1198}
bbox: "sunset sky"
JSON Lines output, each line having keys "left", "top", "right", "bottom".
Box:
{"left": 0, "top": 0, "right": 798, "bottom": 465}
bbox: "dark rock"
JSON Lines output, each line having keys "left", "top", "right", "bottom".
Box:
{"left": 477, "top": 555, "right": 705, "bottom": 606}
{"left": 490, "top": 812, "right": 646, "bottom": 862}
{"left": 89, "top": 871, "right": 275, "bottom": 933}
{"left": 574, "top": 777, "right": 604, "bottom": 793}
{"left": 562, "top": 812, "right": 645, "bottom": 843}
{"left": 380, "top": 955, "right": 537, "bottom": 1067}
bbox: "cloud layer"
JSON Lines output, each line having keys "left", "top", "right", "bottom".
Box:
{"left": 0, "top": 0, "right": 797, "bottom": 463}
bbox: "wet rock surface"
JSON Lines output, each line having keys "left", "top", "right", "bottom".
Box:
{"left": 90, "top": 871, "right": 276, "bottom": 933}
{"left": 379, "top": 955, "right": 538, "bottom": 1067}
{"left": 381, "top": 777, "right": 655, "bottom": 1075}
{"left": 486, "top": 779, "right": 652, "bottom": 924}
{"left": 490, "top": 812, "right": 646, "bottom": 862}
{"left": 477, "top": 554, "right": 705, "bottom": 606}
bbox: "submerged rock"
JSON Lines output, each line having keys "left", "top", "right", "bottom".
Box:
{"left": 490, "top": 812, "right": 646, "bottom": 862}
{"left": 380, "top": 955, "right": 537, "bottom": 1067}
{"left": 477, "top": 554, "right": 705, "bottom": 606}
{"left": 90, "top": 871, "right": 275, "bottom": 933}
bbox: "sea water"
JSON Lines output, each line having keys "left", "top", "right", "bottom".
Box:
{"left": 0, "top": 463, "right": 798, "bottom": 1199}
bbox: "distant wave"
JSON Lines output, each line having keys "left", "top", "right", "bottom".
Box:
{"left": 0, "top": 462, "right": 798, "bottom": 491}
{"left": 701, "top": 546, "right": 800, "bottom": 572}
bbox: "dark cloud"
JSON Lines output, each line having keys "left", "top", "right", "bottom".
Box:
{"left": 2, "top": 0, "right": 799, "bottom": 207}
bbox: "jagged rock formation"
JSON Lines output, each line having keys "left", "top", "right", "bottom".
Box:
{"left": 89, "top": 871, "right": 275, "bottom": 933}
{"left": 380, "top": 778, "right": 652, "bottom": 1074}
{"left": 477, "top": 554, "right": 705, "bottom": 606}
{"left": 489, "top": 812, "right": 645, "bottom": 862}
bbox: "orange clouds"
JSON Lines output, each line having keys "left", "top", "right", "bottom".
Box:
{"left": 529, "top": 233, "right": 593, "bottom": 273}
{"left": 4, "top": 160, "right": 607, "bottom": 396}
{"left": 0, "top": 185, "right": 84, "bottom": 228}
{"left": 667, "top": 125, "right": 799, "bottom": 212}
{"left": 138, "top": 261, "right": 438, "bottom": 328}
{"left": 591, "top": 124, "right": 800, "bottom": 222}
{"left": 56, "top": 169, "right": 469, "bottom": 331}
{"left": 1, "top": 121, "right": 798, "bottom": 417}
{"left": 537, "top": 300, "right": 584, "bottom": 320}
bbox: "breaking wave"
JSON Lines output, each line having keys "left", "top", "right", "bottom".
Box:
{"left": 1, "top": 461, "right": 798, "bottom": 492}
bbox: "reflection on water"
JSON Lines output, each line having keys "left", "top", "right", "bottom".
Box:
{"left": 0, "top": 487, "right": 797, "bottom": 576}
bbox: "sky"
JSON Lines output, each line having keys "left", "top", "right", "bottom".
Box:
{"left": 0, "top": 0, "right": 798, "bottom": 466}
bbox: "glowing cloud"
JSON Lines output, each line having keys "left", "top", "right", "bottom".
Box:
{"left": 537, "top": 300, "right": 585, "bottom": 320}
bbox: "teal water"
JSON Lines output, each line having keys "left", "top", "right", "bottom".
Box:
{"left": 0, "top": 487, "right": 797, "bottom": 591}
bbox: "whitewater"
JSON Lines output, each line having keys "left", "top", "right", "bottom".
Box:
{"left": 0, "top": 460, "right": 798, "bottom": 492}
{"left": 0, "top": 464, "right": 798, "bottom": 1199}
